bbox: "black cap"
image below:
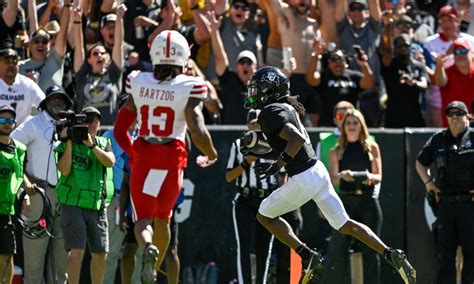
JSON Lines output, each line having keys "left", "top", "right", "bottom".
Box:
{"left": 0, "top": 104, "right": 16, "bottom": 118}
{"left": 30, "top": 29, "right": 51, "bottom": 41}
{"left": 0, "top": 48, "right": 19, "bottom": 59}
{"left": 38, "top": 85, "right": 73, "bottom": 111}
{"left": 81, "top": 106, "right": 102, "bottom": 120}
{"left": 445, "top": 101, "right": 468, "bottom": 114}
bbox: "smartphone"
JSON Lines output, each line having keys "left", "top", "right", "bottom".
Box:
{"left": 353, "top": 45, "right": 363, "bottom": 59}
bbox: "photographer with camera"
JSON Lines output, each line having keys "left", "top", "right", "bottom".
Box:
{"left": 11, "top": 84, "right": 72, "bottom": 284}
{"left": 55, "top": 106, "right": 115, "bottom": 284}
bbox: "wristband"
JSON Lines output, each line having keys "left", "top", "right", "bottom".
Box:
{"left": 279, "top": 152, "right": 293, "bottom": 164}
{"left": 240, "top": 159, "right": 250, "bottom": 170}
{"left": 88, "top": 143, "right": 97, "bottom": 150}
{"left": 424, "top": 178, "right": 432, "bottom": 185}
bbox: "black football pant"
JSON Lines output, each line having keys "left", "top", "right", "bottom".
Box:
{"left": 232, "top": 194, "right": 272, "bottom": 284}
{"left": 437, "top": 201, "right": 474, "bottom": 283}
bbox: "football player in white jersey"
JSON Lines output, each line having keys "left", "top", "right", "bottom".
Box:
{"left": 114, "top": 30, "right": 218, "bottom": 284}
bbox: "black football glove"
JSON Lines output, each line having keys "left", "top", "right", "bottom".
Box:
{"left": 254, "top": 162, "right": 281, "bottom": 180}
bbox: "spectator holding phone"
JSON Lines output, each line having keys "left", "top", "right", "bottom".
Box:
{"left": 306, "top": 39, "right": 374, "bottom": 127}
{"left": 379, "top": 33, "right": 428, "bottom": 127}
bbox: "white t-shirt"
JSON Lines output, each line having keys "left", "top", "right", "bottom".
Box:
{"left": 126, "top": 72, "right": 207, "bottom": 142}
{"left": 11, "top": 111, "right": 58, "bottom": 185}
{"left": 0, "top": 74, "right": 45, "bottom": 124}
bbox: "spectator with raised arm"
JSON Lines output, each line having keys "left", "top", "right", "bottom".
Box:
{"left": 306, "top": 37, "right": 374, "bottom": 127}
{"left": 72, "top": 3, "right": 125, "bottom": 126}
{"left": 434, "top": 38, "right": 474, "bottom": 126}
{"left": 0, "top": 0, "right": 25, "bottom": 50}
{"left": 19, "top": 0, "right": 69, "bottom": 91}
{"left": 335, "top": 0, "right": 382, "bottom": 86}
{"left": 265, "top": 0, "right": 321, "bottom": 125}
{"left": 379, "top": 33, "right": 428, "bottom": 127}
{"left": 423, "top": 5, "right": 474, "bottom": 127}
{"left": 207, "top": 10, "right": 257, "bottom": 124}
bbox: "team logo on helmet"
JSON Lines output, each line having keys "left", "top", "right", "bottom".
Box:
{"left": 261, "top": 72, "right": 279, "bottom": 84}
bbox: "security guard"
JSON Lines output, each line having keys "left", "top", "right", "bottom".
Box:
{"left": 416, "top": 100, "right": 474, "bottom": 283}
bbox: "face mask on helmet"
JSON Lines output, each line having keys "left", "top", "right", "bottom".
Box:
{"left": 244, "top": 67, "right": 290, "bottom": 109}
{"left": 245, "top": 80, "right": 263, "bottom": 109}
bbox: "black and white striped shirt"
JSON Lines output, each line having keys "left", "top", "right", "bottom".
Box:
{"left": 226, "top": 138, "right": 277, "bottom": 190}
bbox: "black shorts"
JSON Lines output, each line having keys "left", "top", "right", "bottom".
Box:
{"left": 123, "top": 215, "right": 178, "bottom": 246}
{"left": 0, "top": 215, "right": 16, "bottom": 254}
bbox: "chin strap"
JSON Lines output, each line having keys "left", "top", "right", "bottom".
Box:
{"left": 114, "top": 107, "right": 137, "bottom": 156}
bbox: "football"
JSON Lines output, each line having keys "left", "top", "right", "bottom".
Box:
{"left": 240, "top": 131, "right": 273, "bottom": 155}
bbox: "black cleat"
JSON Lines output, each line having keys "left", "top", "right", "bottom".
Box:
{"left": 299, "top": 249, "right": 325, "bottom": 284}
{"left": 141, "top": 244, "right": 159, "bottom": 284}
{"left": 384, "top": 248, "right": 416, "bottom": 284}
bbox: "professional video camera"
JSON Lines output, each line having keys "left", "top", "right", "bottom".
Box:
{"left": 55, "top": 110, "right": 89, "bottom": 143}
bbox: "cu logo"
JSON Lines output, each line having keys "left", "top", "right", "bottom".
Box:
{"left": 262, "top": 72, "right": 279, "bottom": 84}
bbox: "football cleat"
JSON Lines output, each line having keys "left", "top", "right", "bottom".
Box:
{"left": 141, "top": 244, "right": 159, "bottom": 284}
{"left": 300, "top": 249, "right": 326, "bottom": 284}
{"left": 384, "top": 248, "right": 416, "bottom": 284}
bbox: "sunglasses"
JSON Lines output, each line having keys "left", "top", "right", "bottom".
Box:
{"left": 232, "top": 2, "right": 249, "bottom": 11}
{"left": 0, "top": 57, "right": 18, "bottom": 65}
{"left": 453, "top": 48, "right": 469, "bottom": 56}
{"left": 446, "top": 110, "right": 467, "bottom": 117}
{"left": 91, "top": 51, "right": 107, "bottom": 57}
{"left": 349, "top": 5, "right": 364, "bottom": 12}
{"left": 329, "top": 55, "right": 344, "bottom": 62}
{"left": 0, "top": 117, "right": 15, "bottom": 125}
{"left": 238, "top": 58, "right": 253, "bottom": 65}
{"left": 33, "top": 38, "right": 49, "bottom": 45}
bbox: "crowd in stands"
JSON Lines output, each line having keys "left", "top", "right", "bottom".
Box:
{"left": 0, "top": 0, "right": 474, "bottom": 129}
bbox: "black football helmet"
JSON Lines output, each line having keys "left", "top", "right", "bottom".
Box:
{"left": 244, "top": 66, "right": 290, "bottom": 109}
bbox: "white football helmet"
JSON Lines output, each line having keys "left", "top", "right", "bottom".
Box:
{"left": 149, "top": 30, "right": 190, "bottom": 69}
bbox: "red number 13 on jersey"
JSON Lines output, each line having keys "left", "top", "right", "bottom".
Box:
{"left": 139, "top": 105, "right": 175, "bottom": 137}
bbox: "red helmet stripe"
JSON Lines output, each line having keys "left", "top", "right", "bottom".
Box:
{"left": 166, "top": 31, "right": 171, "bottom": 58}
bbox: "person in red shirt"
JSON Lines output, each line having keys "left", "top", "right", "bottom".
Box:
{"left": 435, "top": 38, "right": 474, "bottom": 126}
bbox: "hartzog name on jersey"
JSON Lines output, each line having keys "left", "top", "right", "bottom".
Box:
{"left": 138, "top": 87, "right": 175, "bottom": 101}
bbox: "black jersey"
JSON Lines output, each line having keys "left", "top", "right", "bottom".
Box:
{"left": 258, "top": 102, "right": 317, "bottom": 176}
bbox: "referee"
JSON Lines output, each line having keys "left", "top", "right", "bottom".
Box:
{"left": 225, "top": 110, "right": 276, "bottom": 283}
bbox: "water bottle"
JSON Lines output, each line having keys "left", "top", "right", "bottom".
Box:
{"left": 256, "top": 34, "right": 264, "bottom": 66}
{"left": 135, "top": 26, "right": 145, "bottom": 39}
{"left": 282, "top": 47, "right": 292, "bottom": 70}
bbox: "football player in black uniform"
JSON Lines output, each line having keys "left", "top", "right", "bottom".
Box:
{"left": 244, "top": 66, "right": 416, "bottom": 284}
